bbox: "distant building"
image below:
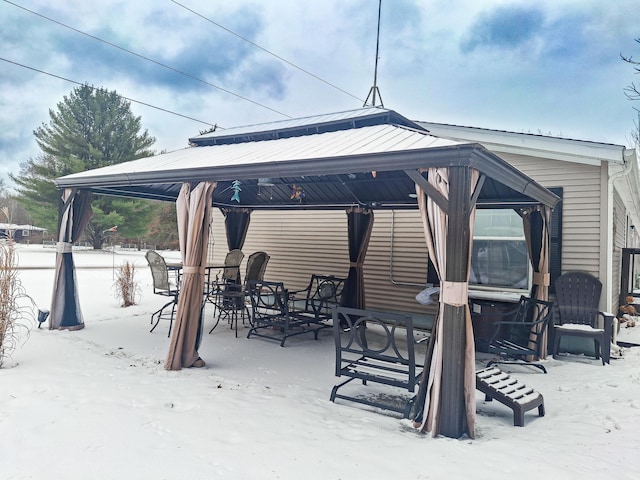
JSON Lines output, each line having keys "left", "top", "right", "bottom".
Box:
{"left": 0, "top": 223, "right": 48, "bottom": 243}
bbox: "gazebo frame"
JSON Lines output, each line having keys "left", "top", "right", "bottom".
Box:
{"left": 52, "top": 107, "right": 560, "bottom": 439}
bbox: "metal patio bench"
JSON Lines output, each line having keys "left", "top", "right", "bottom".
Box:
{"left": 330, "top": 306, "right": 423, "bottom": 418}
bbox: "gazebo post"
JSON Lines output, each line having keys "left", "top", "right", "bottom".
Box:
{"left": 439, "top": 166, "right": 472, "bottom": 438}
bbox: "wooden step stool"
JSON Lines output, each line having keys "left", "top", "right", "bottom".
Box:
{"left": 476, "top": 366, "right": 545, "bottom": 427}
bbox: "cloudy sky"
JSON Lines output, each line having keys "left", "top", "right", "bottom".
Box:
{"left": 1, "top": 0, "right": 639, "bottom": 184}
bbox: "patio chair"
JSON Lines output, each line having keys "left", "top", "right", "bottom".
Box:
{"left": 145, "top": 250, "right": 180, "bottom": 337}
{"left": 209, "top": 251, "right": 270, "bottom": 335}
{"left": 206, "top": 249, "right": 245, "bottom": 310}
{"left": 485, "top": 296, "right": 554, "bottom": 373}
{"left": 245, "top": 251, "right": 270, "bottom": 284}
{"left": 552, "top": 271, "right": 613, "bottom": 365}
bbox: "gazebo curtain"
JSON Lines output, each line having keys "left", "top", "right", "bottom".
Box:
{"left": 223, "top": 208, "right": 251, "bottom": 251}
{"left": 413, "top": 167, "right": 479, "bottom": 438}
{"left": 522, "top": 205, "right": 552, "bottom": 357}
{"left": 222, "top": 207, "right": 251, "bottom": 283}
{"left": 165, "top": 181, "right": 216, "bottom": 370}
{"left": 340, "top": 207, "right": 374, "bottom": 309}
{"left": 49, "top": 188, "right": 94, "bottom": 330}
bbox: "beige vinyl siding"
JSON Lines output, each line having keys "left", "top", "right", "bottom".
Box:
{"left": 209, "top": 209, "right": 349, "bottom": 292}
{"left": 612, "top": 190, "right": 627, "bottom": 312}
{"left": 501, "top": 153, "right": 602, "bottom": 277}
{"left": 364, "top": 210, "right": 431, "bottom": 314}
{"left": 209, "top": 208, "right": 433, "bottom": 315}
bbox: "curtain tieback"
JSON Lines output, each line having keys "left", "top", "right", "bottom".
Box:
{"left": 349, "top": 261, "right": 363, "bottom": 268}
{"left": 441, "top": 281, "right": 468, "bottom": 307}
{"left": 532, "top": 272, "right": 550, "bottom": 287}
{"left": 182, "top": 266, "right": 205, "bottom": 275}
{"left": 55, "top": 242, "right": 73, "bottom": 253}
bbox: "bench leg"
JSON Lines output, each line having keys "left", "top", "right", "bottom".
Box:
{"left": 330, "top": 377, "right": 355, "bottom": 402}
{"left": 514, "top": 409, "right": 525, "bottom": 427}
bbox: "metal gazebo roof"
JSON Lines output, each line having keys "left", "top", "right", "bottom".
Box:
{"left": 55, "top": 107, "right": 560, "bottom": 210}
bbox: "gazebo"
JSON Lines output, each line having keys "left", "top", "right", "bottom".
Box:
{"left": 52, "top": 107, "right": 560, "bottom": 439}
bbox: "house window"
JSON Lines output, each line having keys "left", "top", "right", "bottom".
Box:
{"left": 470, "top": 210, "right": 530, "bottom": 291}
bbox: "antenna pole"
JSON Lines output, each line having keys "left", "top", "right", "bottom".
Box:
{"left": 364, "top": 0, "right": 384, "bottom": 107}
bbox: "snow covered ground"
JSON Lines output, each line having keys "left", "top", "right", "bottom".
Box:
{"left": 2, "top": 244, "right": 640, "bottom": 479}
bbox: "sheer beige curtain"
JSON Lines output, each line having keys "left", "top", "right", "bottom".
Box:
{"left": 165, "top": 181, "right": 216, "bottom": 370}
{"left": 414, "top": 167, "right": 479, "bottom": 438}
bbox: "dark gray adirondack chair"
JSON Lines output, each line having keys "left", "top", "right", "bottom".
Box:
{"left": 553, "top": 271, "right": 613, "bottom": 365}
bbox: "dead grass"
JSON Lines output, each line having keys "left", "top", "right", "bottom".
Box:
{"left": 113, "top": 261, "right": 139, "bottom": 307}
{"left": 0, "top": 242, "right": 34, "bottom": 367}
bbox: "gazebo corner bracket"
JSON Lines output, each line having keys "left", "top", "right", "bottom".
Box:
{"left": 403, "top": 169, "right": 449, "bottom": 214}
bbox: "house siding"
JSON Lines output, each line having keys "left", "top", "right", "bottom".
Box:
{"left": 501, "top": 153, "right": 602, "bottom": 277}
{"left": 209, "top": 208, "right": 434, "bottom": 315}
{"left": 612, "top": 190, "right": 627, "bottom": 312}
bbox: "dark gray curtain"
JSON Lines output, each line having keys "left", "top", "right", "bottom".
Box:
{"left": 522, "top": 205, "right": 552, "bottom": 358}
{"left": 50, "top": 188, "right": 94, "bottom": 330}
{"left": 522, "top": 206, "right": 551, "bottom": 302}
{"left": 220, "top": 207, "right": 251, "bottom": 284}
{"left": 223, "top": 208, "right": 252, "bottom": 251}
{"left": 340, "top": 207, "right": 374, "bottom": 309}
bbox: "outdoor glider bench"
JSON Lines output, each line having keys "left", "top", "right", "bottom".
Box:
{"left": 246, "top": 275, "right": 346, "bottom": 347}
{"left": 476, "top": 366, "right": 545, "bottom": 427}
{"left": 246, "top": 280, "right": 329, "bottom": 346}
{"left": 289, "top": 274, "right": 346, "bottom": 323}
{"left": 330, "top": 306, "right": 423, "bottom": 418}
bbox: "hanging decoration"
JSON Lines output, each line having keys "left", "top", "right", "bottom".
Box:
{"left": 290, "top": 184, "right": 305, "bottom": 203}
{"left": 231, "top": 180, "right": 241, "bottom": 202}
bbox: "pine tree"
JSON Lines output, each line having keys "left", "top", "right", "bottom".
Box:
{"left": 11, "top": 84, "right": 156, "bottom": 249}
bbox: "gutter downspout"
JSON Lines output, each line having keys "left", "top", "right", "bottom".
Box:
{"left": 605, "top": 149, "right": 635, "bottom": 313}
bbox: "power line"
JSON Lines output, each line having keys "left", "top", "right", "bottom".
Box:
{"left": 3, "top": 0, "right": 292, "bottom": 118}
{"left": 0, "top": 56, "right": 218, "bottom": 127}
{"left": 169, "top": 0, "right": 366, "bottom": 104}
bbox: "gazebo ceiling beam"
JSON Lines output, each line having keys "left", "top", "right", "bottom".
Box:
{"left": 403, "top": 169, "right": 449, "bottom": 214}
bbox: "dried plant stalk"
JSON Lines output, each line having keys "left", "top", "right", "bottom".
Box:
{"left": 113, "top": 261, "right": 139, "bottom": 307}
{"left": 0, "top": 243, "right": 33, "bottom": 367}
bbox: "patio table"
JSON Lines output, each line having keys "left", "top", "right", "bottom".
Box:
{"left": 204, "top": 264, "right": 244, "bottom": 334}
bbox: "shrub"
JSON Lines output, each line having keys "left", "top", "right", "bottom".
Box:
{"left": 113, "top": 261, "right": 139, "bottom": 307}
{"left": 0, "top": 243, "right": 34, "bottom": 367}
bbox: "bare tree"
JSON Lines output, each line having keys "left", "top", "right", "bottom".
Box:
{"left": 622, "top": 38, "right": 640, "bottom": 144}
{"left": 622, "top": 38, "right": 640, "bottom": 100}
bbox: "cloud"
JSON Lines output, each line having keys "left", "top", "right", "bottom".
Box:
{"left": 461, "top": 5, "right": 545, "bottom": 53}
{"left": 1, "top": 0, "right": 638, "bottom": 188}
